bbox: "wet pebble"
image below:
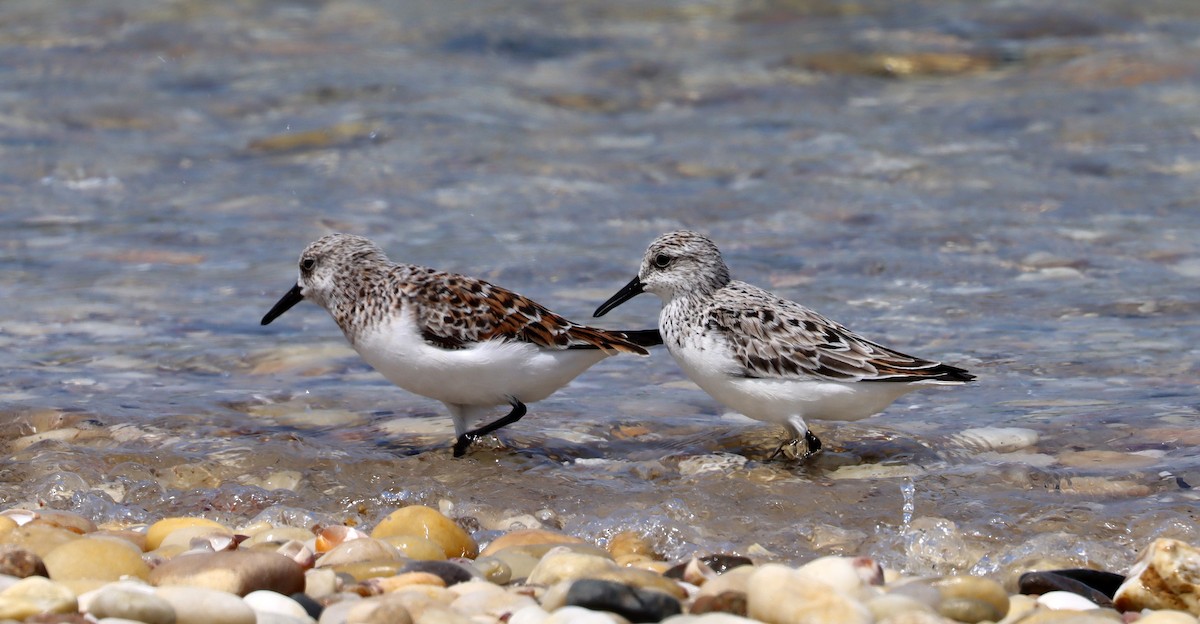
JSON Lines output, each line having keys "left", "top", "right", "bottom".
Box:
{"left": 44, "top": 537, "right": 149, "bottom": 582}
{"left": 1019, "top": 569, "right": 1121, "bottom": 608}
{"left": 1113, "top": 538, "right": 1200, "bottom": 615}
{"left": 0, "top": 545, "right": 47, "bottom": 578}
{"left": 86, "top": 584, "right": 176, "bottom": 624}
{"left": 154, "top": 586, "right": 256, "bottom": 624}
{"left": 565, "top": 578, "right": 682, "bottom": 623}
{"left": 746, "top": 564, "right": 872, "bottom": 624}
{"left": 0, "top": 576, "right": 78, "bottom": 620}
{"left": 371, "top": 506, "right": 478, "bottom": 559}
{"left": 149, "top": 550, "right": 306, "bottom": 596}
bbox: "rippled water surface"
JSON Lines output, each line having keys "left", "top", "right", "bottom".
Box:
{"left": 2, "top": 0, "right": 1199, "bottom": 577}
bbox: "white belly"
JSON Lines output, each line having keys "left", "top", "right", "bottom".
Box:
{"left": 352, "top": 313, "right": 610, "bottom": 407}
{"left": 668, "top": 338, "right": 917, "bottom": 424}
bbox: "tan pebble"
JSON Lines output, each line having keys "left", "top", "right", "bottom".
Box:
{"left": 0, "top": 576, "right": 78, "bottom": 619}
{"left": 866, "top": 593, "right": 936, "bottom": 621}
{"left": 145, "top": 518, "right": 229, "bottom": 551}
{"left": 148, "top": 550, "right": 305, "bottom": 596}
{"left": 489, "top": 549, "right": 542, "bottom": 581}
{"left": 527, "top": 549, "right": 618, "bottom": 586}
{"left": 158, "top": 525, "right": 236, "bottom": 551}
{"left": 0, "top": 524, "right": 81, "bottom": 558}
{"left": 1114, "top": 538, "right": 1200, "bottom": 615}
{"left": 155, "top": 585, "right": 256, "bottom": 624}
{"left": 371, "top": 572, "right": 446, "bottom": 593}
{"left": 371, "top": 506, "right": 478, "bottom": 559}
{"left": 90, "top": 530, "right": 148, "bottom": 552}
{"left": 491, "top": 542, "right": 613, "bottom": 561}
{"left": 538, "top": 580, "right": 573, "bottom": 612}
{"left": 1058, "top": 450, "right": 1160, "bottom": 470}
{"left": 696, "top": 565, "right": 755, "bottom": 599}
{"left": 304, "top": 567, "right": 340, "bottom": 599}
{"left": 690, "top": 590, "right": 749, "bottom": 616}
{"left": 316, "top": 537, "right": 403, "bottom": 568}
{"left": 330, "top": 560, "right": 407, "bottom": 582}
{"left": 1012, "top": 608, "right": 1122, "bottom": 624}
{"left": 607, "top": 531, "right": 656, "bottom": 559}
{"left": 0, "top": 517, "right": 17, "bottom": 536}
{"left": 27, "top": 510, "right": 96, "bottom": 535}
{"left": 377, "top": 534, "right": 447, "bottom": 561}
{"left": 997, "top": 594, "right": 1039, "bottom": 624}
{"left": 481, "top": 529, "right": 585, "bottom": 558}
{"left": 470, "top": 556, "right": 512, "bottom": 584}
{"left": 449, "top": 582, "right": 538, "bottom": 618}
{"left": 316, "top": 525, "right": 371, "bottom": 553}
{"left": 797, "top": 556, "right": 884, "bottom": 592}
{"left": 59, "top": 578, "right": 110, "bottom": 596}
{"left": 747, "top": 563, "right": 872, "bottom": 624}
{"left": 623, "top": 558, "right": 674, "bottom": 575}
{"left": 241, "top": 526, "right": 314, "bottom": 549}
{"left": 929, "top": 576, "right": 1010, "bottom": 622}
{"left": 147, "top": 543, "right": 188, "bottom": 559}
{"left": 346, "top": 595, "right": 414, "bottom": 624}
{"left": 1136, "top": 610, "right": 1200, "bottom": 624}
{"left": 44, "top": 537, "right": 150, "bottom": 581}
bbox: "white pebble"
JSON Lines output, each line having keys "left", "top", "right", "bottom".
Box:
{"left": 1036, "top": 590, "right": 1101, "bottom": 611}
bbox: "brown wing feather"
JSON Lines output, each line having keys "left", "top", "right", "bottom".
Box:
{"left": 400, "top": 266, "right": 648, "bottom": 355}
{"left": 710, "top": 282, "right": 971, "bottom": 382}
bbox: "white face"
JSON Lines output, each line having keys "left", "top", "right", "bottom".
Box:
{"left": 295, "top": 233, "right": 386, "bottom": 309}
{"left": 637, "top": 230, "right": 730, "bottom": 300}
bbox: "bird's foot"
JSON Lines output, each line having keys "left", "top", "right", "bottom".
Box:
{"left": 768, "top": 431, "right": 823, "bottom": 462}
{"left": 452, "top": 434, "right": 477, "bottom": 458}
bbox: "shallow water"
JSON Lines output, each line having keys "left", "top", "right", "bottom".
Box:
{"left": 2, "top": 0, "right": 1199, "bottom": 577}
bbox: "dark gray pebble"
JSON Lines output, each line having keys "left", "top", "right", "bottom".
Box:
{"left": 565, "top": 578, "right": 682, "bottom": 623}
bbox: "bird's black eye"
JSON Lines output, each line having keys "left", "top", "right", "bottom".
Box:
{"left": 300, "top": 257, "right": 316, "bottom": 272}
{"left": 653, "top": 253, "right": 672, "bottom": 269}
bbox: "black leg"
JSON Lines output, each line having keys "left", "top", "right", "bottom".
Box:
{"left": 452, "top": 400, "right": 528, "bottom": 457}
{"left": 767, "top": 429, "right": 823, "bottom": 462}
{"left": 804, "top": 429, "right": 822, "bottom": 454}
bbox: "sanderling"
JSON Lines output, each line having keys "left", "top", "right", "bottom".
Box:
{"left": 594, "top": 230, "right": 974, "bottom": 460}
{"left": 261, "top": 233, "right": 661, "bottom": 457}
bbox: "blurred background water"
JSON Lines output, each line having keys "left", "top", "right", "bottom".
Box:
{"left": 2, "top": 0, "right": 1198, "bottom": 577}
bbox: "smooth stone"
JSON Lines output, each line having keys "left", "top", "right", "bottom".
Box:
{"left": 1113, "top": 538, "right": 1200, "bottom": 615}
{"left": 489, "top": 549, "right": 542, "bottom": 581}
{"left": 545, "top": 605, "right": 632, "bottom": 623}
{"left": 690, "top": 591, "right": 748, "bottom": 616}
{"left": 566, "top": 578, "right": 681, "bottom": 623}
{"left": 370, "top": 506, "right": 478, "bottom": 559}
{"left": 28, "top": 510, "right": 97, "bottom": 535}
{"left": 950, "top": 427, "right": 1040, "bottom": 453}
{"left": 243, "top": 527, "right": 315, "bottom": 549}
{"left": 1038, "top": 591, "right": 1102, "bottom": 610}
{"left": 329, "top": 560, "right": 406, "bottom": 582}
{"left": 315, "top": 597, "right": 361, "bottom": 624}
{"left": 1019, "top": 570, "right": 1120, "bottom": 608}
{"left": 0, "top": 517, "right": 17, "bottom": 536}
{"left": 527, "top": 549, "right": 618, "bottom": 586}
{"left": 929, "top": 575, "right": 1011, "bottom": 623}
{"left": 44, "top": 537, "right": 150, "bottom": 581}
{"left": 1011, "top": 609, "right": 1122, "bottom": 624}
{"left": 304, "top": 567, "right": 340, "bottom": 599}
{"left": 154, "top": 586, "right": 255, "bottom": 624}
{"left": 91, "top": 530, "right": 148, "bottom": 552}
{"left": 157, "top": 525, "right": 236, "bottom": 551}
{"left": 494, "top": 542, "right": 613, "bottom": 561}
{"left": 145, "top": 518, "right": 230, "bottom": 551}
{"left": 1136, "top": 611, "right": 1200, "bottom": 624}
{"left": 481, "top": 529, "right": 585, "bottom": 558}
{"left": 0, "top": 545, "right": 46, "bottom": 578}
{"left": 399, "top": 560, "right": 480, "bottom": 586}
{"left": 243, "top": 590, "right": 313, "bottom": 621}
{"left": 0, "top": 576, "right": 77, "bottom": 619}
{"left": 88, "top": 585, "right": 176, "bottom": 624}
{"left": 661, "top": 615, "right": 759, "bottom": 623}
{"left": 865, "top": 593, "right": 936, "bottom": 620}
{"left": 257, "top": 613, "right": 314, "bottom": 624}
{"left": 315, "top": 538, "right": 404, "bottom": 568}
{"left": 746, "top": 564, "right": 871, "bottom": 624}
{"left": 470, "top": 556, "right": 512, "bottom": 584}
{"left": 607, "top": 531, "right": 657, "bottom": 560}
{"left": 369, "top": 572, "right": 446, "bottom": 593}
{"left": 448, "top": 581, "right": 537, "bottom": 618}
{"left": 796, "top": 556, "right": 883, "bottom": 592}
{"left": 149, "top": 550, "right": 305, "bottom": 596}
{"left": 376, "top": 534, "right": 446, "bottom": 561}
{"left": 695, "top": 566, "right": 755, "bottom": 599}
{"left": 509, "top": 604, "right": 551, "bottom": 624}
{"left": 343, "top": 596, "right": 414, "bottom": 624}
{"left": 0, "top": 525, "right": 81, "bottom": 557}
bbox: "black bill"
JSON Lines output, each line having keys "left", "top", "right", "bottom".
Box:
{"left": 593, "top": 276, "right": 645, "bottom": 317}
{"left": 261, "top": 283, "right": 304, "bottom": 325}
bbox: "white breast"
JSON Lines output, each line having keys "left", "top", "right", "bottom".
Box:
{"left": 351, "top": 312, "right": 611, "bottom": 407}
